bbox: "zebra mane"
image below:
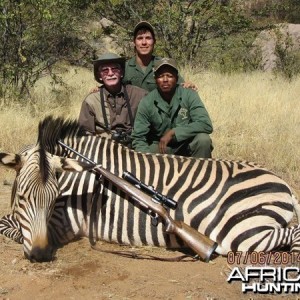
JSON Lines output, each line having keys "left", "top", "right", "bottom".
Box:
{"left": 38, "top": 115, "right": 85, "bottom": 152}
{"left": 37, "top": 116, "right": 85, "bottom": 183}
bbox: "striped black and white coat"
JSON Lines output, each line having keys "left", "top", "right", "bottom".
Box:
{"left": 0, "top": 116, "right": 299, "bottom": 262}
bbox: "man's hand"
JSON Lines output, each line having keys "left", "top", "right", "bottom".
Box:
{"left": 181, "top": 81, "right": 198, "bottom": 91}
{"left": 159, "top": 129, "right": 175, "bottom": 154}
{"left": 90, "top": 86, "right": 100, "bottom": 93}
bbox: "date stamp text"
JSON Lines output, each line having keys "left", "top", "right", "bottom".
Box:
{"left": 227, "top": 251, "right": 300, "bottom": 266}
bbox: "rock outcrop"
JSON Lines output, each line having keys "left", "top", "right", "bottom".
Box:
{"left": 253, "top": 23, "right": 300, "bottom": 71}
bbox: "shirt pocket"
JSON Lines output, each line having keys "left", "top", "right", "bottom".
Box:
{"left": 175, "top": 107, "right": 190, "bottom": 126}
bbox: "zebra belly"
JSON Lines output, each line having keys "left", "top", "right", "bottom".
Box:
{"left": 56, "top": 165, "right": 296, "bottom": 255}
{"left": 204, "top": 192, "right": 295, "bottom": 254}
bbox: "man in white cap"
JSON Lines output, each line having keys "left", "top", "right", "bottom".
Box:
{"left": 78, "top": 52, "right": 147, "bottom": 146}
{"left": 131, "top": 57, "right": 213, "bottom": 158}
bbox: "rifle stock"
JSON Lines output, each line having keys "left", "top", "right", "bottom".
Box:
{"left": 164, "top": 219, "right": 217, "bottom": 262}
{"left": 93, "top": 166, "right": 217, "bottom": 262}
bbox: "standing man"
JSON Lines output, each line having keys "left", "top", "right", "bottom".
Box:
{"left": 123, "top": 21, "right": 196, "bottom": 92}
{"left": 123, "top": 21, "right": 162, "bottom": 92}
{"left": 131, "top": 58, "right": 213, "bottom": 158}
{"left": 78, "top": 52, "right": 147, "bottom": 146}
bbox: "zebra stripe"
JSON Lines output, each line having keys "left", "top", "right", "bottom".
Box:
{"left": 0, "top": 116, "right": 299, "bottom": 262}
{"left": 0, "top": 214, "right": 23, "bottom": 243}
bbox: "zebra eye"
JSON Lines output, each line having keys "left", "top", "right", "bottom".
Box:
{"left": 22, "top": 151, "right": 28, "bottom": 157}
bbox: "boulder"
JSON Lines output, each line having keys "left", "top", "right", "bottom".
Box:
{"left": 253, "top": 23, "right": 300, "bottom": 71}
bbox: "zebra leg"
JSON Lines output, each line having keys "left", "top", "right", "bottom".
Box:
{"left": 260, "top": 225, "right": 300, "bottom": 254}
{"left": 0, "top": 214, "right": 24, "bottom": 244}
{"left": 290, "top": 224, "right": 300, "bottom": 253}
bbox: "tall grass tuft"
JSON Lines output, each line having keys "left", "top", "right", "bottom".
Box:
{"left": 0, "top": 66, "right": 299, "bottom": 196}
{"left": 0, "top": 66, "right": 94, "bottom": 152}
{"left": 183, "top": 70, "right": 300, "bottom": 194}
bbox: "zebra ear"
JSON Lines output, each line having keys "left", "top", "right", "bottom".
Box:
{"left": 0, "top": 153, "right": 22, "bottom": 170}
{"left": 51, "top": 155, "right": 94, "bottom": 172}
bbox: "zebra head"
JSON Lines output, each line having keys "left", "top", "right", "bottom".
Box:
{"left": 0, "top": 116, "right": 91, "bottom": 262}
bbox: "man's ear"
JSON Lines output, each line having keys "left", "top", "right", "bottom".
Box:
{"left": 50, "top": 155, "right": 94, "bottom": 172}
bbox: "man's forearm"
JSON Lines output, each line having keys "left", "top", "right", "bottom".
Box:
{"left": 132, "top": 140, "right": 152, "bottom": 153}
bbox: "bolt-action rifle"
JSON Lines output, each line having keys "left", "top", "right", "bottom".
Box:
{"left": 58, "top": 140, "right": 218, "bottom": 262}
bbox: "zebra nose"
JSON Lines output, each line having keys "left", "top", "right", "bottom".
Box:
{"left": 27, "top": 246, "right": 54, "bottom": 262}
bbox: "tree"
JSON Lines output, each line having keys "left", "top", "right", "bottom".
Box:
{"left": 0, "top": 0, "right": 93, "bottom": 99}
{"left": 241, "top": 0, "right": 300, "bottom": 23}
{"left": 152, "top": 0, "right": 252, "bottom": 63}
{"left": 91, "top": 0, "right": 252, "bottom": 66}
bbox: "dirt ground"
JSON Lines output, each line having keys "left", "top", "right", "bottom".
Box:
{"left": 0, "top": 183, "right": 299, "bottom": 300}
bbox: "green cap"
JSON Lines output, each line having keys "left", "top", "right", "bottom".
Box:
{"left": 153, "top": 58, "right": 178, "bottom": 74}
{"left": 93, "top": 52, "right": 125, "bottom": 83}
{"left": 133, "top": 21, "right": 155, "bottom": 39}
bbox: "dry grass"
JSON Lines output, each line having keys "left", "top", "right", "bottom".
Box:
{"left": 0, "top": 67, "right": 299, "bottom": 195}
{"left": 183, "top": 69, "right": 300, "bottom": 194}
{"left": 0, "top": 66, "right": 94, "bottom": 152}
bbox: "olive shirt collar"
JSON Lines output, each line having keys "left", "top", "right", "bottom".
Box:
{"left": 127, "top": 55, "right": 160, "bottom": 77}
{"left": 152, "top": 85, "right": 183, "bottom": 119}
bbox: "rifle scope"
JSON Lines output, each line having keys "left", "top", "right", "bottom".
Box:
{"left": 122, "top": 171, "right": 178, "bottom": 210}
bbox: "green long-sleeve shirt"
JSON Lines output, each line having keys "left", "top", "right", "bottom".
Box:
{"left": 123, "top": 56, "right": 184, "bottom": 92}
{"left": 131, "top": 85, "right": 213, "bottom": 153}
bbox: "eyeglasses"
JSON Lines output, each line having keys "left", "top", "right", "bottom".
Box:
{"left": 99, "top": 66, "right": 121, "bottom": 76}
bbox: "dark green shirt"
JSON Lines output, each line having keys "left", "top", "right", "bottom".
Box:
{"left": 131, "top": 85, "right": 213, "bottom": 153}
{"left": 123, "top": 55, "right": 184, "bottom": 92}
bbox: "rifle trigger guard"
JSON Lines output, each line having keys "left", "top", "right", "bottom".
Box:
{"left": 149, "top": 210, "right": 159, "bottom": 227}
